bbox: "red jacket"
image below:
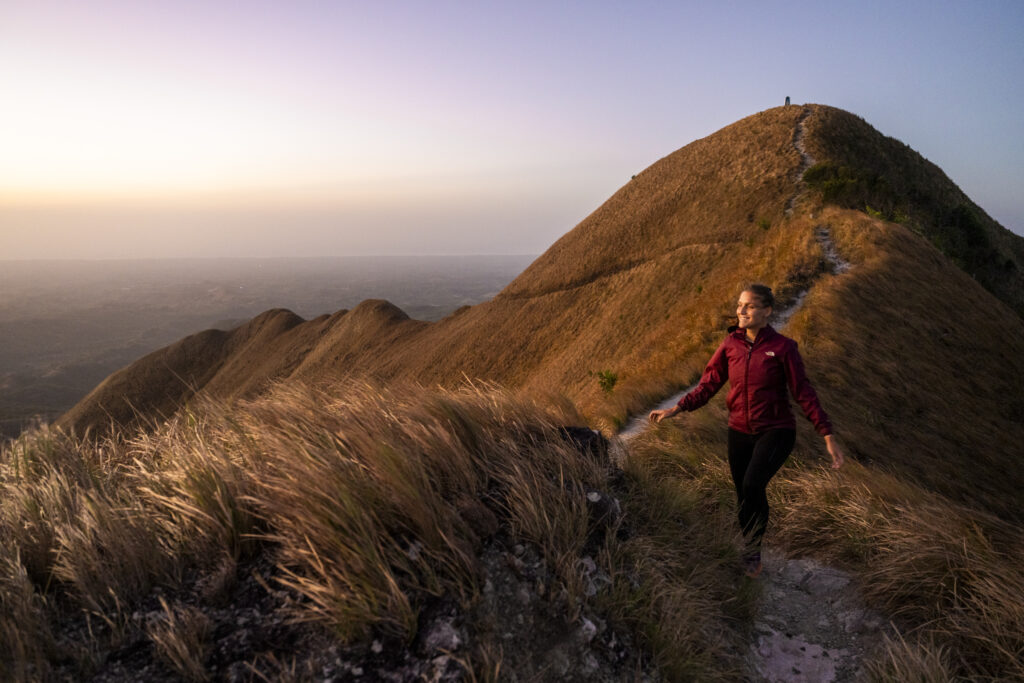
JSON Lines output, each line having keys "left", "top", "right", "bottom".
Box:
{"left": 677, "top": 325, "right": 832, "bottom": 436}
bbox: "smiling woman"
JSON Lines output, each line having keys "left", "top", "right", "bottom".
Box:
{"left": 649, "top": 284, "right": 846, "bottom": 578}
{"left": 735, "top": 287, "right": 773, "bottom": 336}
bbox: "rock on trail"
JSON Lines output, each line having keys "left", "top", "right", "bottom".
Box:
{"left": 746, "top": 550, "right": 885, "bottom": 682}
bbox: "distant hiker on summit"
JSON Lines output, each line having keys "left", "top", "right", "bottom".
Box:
{"left": 649, "top": 284, "right": 846, "bottom": 578}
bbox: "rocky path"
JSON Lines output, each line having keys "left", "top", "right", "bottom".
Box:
{"left": 746, "top": 551, "right": 885, "bottom": 682}
{"left": 617, "top": 108, "right": 882, "bottom": 680}
{"left": 815, "top": 225, "right": 851, "bottom": 274}
{"left": 617, "top": 107, "right": 847, "bottom": 441}
{"left": 785, "top": 107, "right": 816, "bottom": 217}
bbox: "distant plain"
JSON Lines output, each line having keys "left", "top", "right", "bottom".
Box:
{"left": 0, "top": 255, "right": 534, "bottom": 439}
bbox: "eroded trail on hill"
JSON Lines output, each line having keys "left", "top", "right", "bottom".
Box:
{"left": 617, "top": 227, "right": 848, "bottom": 440}
{"left": 744, "top": 551, "right": 885, "bottom": 682}
{"left": 785, "top": 106, "right": 816, "bottom": 217}
{"left": 617, "top": 107, "right": 883, "bottom": 681}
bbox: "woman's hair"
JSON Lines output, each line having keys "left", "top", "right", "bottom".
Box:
{"left": 744, "top": 283, "right": 775, "bottom": 309}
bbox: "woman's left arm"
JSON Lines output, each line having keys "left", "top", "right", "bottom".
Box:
{"left": 824, "top": 434, "right": 845, "bottom": 469}
{"left": 783, "top": 341, "right": 833, "bottom": 436}
{"left": 784, "top": 342, "right": 845, "bottom": 468}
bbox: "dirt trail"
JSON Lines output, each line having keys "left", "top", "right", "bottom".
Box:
{"left": 785, "top": 107, "right": 816, "bottom": 217}
{"left": 618, "top": 106, "right": 848, "bottom": 440}
{"left": 746, "top": 552, "right": 885, "bottom": 682}
{"left": 619, "top": 108, "right": 883, "bottom": 680}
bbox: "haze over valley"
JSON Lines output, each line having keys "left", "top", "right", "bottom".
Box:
{"left": 0, "top": 255, "right": 533, "bottom": 439}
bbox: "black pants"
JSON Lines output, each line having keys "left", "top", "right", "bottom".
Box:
{"left": 727, "top": 428, "right": 796, "bottom": 549}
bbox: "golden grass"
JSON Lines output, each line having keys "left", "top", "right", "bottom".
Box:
{"left": 771, "top": 461, "right": 1024, "bottom": 681}
{"left": 147, "top": 598, "right": 212, "bottom": 682}
{"left": 8, "top": 373, "right": 1024, "bottom": 679}
{"left": 3, "top": 379, "right": 753, "bottom": 679}
{"left": 864, "top": 632, "right": 955, "bottom": 683}
{"left": 604, "top": 435, "right": 753, "bottom": 680}
{"left": 783, "top": 207, "right": 1024, "bottom": 523}
{"left": 0, "top": 545, "right": 52, "bottom": 680}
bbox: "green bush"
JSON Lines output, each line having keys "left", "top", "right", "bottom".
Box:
{"left": 596, "top": 370, "right": 618, "bottom": 394}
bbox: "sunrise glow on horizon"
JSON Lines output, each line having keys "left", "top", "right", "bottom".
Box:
{"left": 2, "top": 0, "right": 1023, "bottom": 258}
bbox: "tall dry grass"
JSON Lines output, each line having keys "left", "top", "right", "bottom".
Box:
{"left": 2, "top": 378, "right": 757, "bottom": 679}
{"left": 147, "top": 598, "right": 212, "bottom": 682}
{"left": 606, "top": 430, "right": 755, "bottom": 680}
{"left": 9, "top": 333, "right": 1018, "bottom": 679}
{"left": 772, "top": 462, "right": 1024, "bottom": 681}
{"left": 783, "top": 207, "right": 1024, "bottom": 524}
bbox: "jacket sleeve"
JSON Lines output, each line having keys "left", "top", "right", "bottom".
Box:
{"left": 677, "top": 340, "right": 729, "bottom": 412}
{"left": 783, "top": 341, "right": 833, "bottom": 436}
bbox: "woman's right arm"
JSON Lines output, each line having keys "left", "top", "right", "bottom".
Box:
{"left": 649, "top": 404, "right": 681, "bottom": 423}
{"left": 649, "top": 340, "right": 729, "bottom": 423}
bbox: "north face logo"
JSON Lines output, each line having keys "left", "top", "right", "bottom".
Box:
{"left": 764, "top": 351, "right": 775, "bottom": 357}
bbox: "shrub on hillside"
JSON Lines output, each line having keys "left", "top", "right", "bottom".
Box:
{"left": 595, "top": 370, "right": 618, "bottom": 394}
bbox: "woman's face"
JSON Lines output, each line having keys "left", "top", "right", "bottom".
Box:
{"left": 736, "top": 291, "right": 772, "bottom": 331}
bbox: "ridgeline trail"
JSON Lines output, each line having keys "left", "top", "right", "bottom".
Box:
{"left": 618, "top": 105, "right": 850, "bottom": 440}
{"left": 785, "top": 106, "right": 816, "bottom": 217}
{"left": 617, "top": 107, "right": 884, "bottom": 682}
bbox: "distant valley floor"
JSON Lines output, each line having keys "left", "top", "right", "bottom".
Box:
{"left": 1, "top": 255, "right": 533, "bottom": 440}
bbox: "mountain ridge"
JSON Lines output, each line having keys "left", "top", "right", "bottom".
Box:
{"left": 56, "top": 104, "right": 1024, "bottom": 522}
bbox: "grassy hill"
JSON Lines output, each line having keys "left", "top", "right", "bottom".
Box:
{"left": 59, "top": 106, "right": 822, "bottom": 435}
{"left": 57, "top": 105, "right": 1024, "bottom": 522}
{"left": 6, "top": 103, "right": 1022, "bottom": 679}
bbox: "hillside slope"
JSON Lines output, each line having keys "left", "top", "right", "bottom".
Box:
{"left": 801, "top": 107, "right": 1024, "bottom": 315}
{"left": 58, "top": 104, "right": 1024, "bottom": 522}
{"left": 60, "top": 106, "right": 821, "bottom": 432}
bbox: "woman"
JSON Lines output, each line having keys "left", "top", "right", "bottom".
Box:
{"left": 649, "top": 284, "right": 845, "bottom": 578}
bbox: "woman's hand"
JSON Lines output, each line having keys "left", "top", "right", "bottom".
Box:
{"left": 649, "top": 406, "right": 680, "bottom": 423}
{"left": 824, "top": 434, "right": 845, "bottom": 469}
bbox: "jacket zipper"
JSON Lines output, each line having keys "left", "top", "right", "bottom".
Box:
{"left": 744, "top": 340, "right": 753, "bottom": 432}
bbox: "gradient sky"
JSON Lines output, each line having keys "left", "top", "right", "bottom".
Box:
{"left": 2, "top": 0, "right": 1022, "bottom": 259}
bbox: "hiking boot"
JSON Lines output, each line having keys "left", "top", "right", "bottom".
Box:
{"left": 743, "top": 551, "right": 763, "bottom": 578}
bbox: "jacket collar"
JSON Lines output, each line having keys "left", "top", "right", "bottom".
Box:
{"left": 728, "top": 324, "right": 777, "bottom": 344}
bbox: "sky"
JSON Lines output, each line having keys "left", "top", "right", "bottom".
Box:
{"left": 2, "top": 0, "right": 1023, "bottom": 259}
